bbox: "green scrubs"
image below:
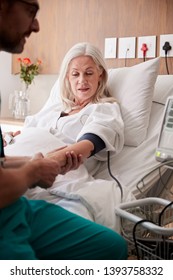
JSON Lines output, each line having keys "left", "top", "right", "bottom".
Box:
{"left": 0, "top": 197, "right": 127, "bottom": 260}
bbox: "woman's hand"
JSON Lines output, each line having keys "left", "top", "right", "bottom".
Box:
{"left": 46, "top": 146, "right": 83, "bottom": 174}
{"left": 60, "top": 151, "right": 83, "bottom": 175}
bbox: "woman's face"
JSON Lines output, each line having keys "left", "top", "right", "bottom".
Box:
{"left": 67, "top": 55, "right": 102, "bottom": 106}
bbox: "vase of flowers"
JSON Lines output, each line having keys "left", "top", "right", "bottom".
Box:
{"left": 18, "top": 57, "right": 42, "bottom": 90}
{"left": 12, "top": 57, "right": 42, "bottom": 119}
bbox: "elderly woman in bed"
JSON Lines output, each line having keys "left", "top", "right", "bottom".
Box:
{"left": 25, "top": 42, "right": 124, "bottom": 172}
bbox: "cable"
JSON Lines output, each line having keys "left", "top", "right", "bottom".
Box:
{"left": 132, "top": 219, "right": 157, "bottom": 259}
{"left": 107, "top": 151, "right": 123, "bottom": 201}
{"left": 133, "top": 202, "right": 173, "bottom": 260}
{"left": 125, "top": 48, "right": 129, "bottom": 67}
{"left": 152, "top": 100, "right": 165, "bottom": 106}
{"left": 158, "top": 201, "right": 173, "bottom": 226}
{"left": 165, "top": 53, "right": 170, "bottom": 74}
{"left": 162, "top": 41, "right": 172, "bottom": 75}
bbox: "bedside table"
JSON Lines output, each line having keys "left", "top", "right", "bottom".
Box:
{"left": 0, "top": 117, "right": 24, "bottom": 132}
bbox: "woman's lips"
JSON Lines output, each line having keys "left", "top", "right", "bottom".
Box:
{"left": 78, "top": 88, "right": 90, "bottom": 92}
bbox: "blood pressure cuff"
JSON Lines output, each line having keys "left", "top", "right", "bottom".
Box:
{"left": 78, "top": 133, "right": 105, "bottom": 156}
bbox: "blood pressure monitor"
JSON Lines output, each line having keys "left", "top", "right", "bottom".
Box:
{"left": 155, "top": 96, "right": 173, "bottom": 162}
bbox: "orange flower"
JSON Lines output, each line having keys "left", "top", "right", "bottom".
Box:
{"left": 37, "top": 59, "right": 42, "bottom": 65}
{"left": 17, "top": 57, "right": 42, "bottom": 87}
{"left": 23, "top": 58, "right": 31, "bottom": 65}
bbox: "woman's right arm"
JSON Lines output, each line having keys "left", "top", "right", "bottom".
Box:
{"left": 46, "top": 139, "right": 94, "bottom": 166}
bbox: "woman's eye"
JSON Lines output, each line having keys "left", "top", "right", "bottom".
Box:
{"left": 71, "top": 72, "right": 79, "bottom": 77}
{"left": 86, "top": 72, "right": 93, "bottom": 75}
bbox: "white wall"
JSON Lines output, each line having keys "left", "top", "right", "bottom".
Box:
{"left": 0, "top": 52, "right": 58, "bottom": 118}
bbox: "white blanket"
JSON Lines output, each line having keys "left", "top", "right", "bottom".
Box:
{"left": 5, "top": 127, "right": 131, "bottom": 232}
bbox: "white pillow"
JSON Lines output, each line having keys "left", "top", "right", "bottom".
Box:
{"left": 107, "top": 57, "right": 160, "bottom": 146}
{"left": 4, "top": 127, "right": 65, "bottom": 157}
{"left": 153, "top": 75, "right": 173, "bottom": 104}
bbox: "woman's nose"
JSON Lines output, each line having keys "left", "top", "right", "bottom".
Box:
{"left": 78, "top": 74, "right": 86, "bottom": 83}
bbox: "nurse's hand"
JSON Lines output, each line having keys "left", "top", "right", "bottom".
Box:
{"left": 3, "top": 130, "right": 21, "bottom": 146}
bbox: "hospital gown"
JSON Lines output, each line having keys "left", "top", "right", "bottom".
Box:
{"left": 5, "top": 101, "right": 126, "bottom": 231}
{"left": 25, "top": 102, "right": 124, "bottom": 175}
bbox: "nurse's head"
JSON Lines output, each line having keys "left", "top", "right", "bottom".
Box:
{"left": 0, "top": 0, "right": 40, "bottom": 53}
{"left": 59, "top": 42, "right": 111, "bottom": 110}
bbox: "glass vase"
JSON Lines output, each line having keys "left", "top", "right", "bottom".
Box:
{"left": 12, "top": 86, "right": 30, "bottom": 120}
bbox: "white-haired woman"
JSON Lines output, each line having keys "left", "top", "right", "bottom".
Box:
{"left": 25, "top": 42, "right": 124, "bottom": 173}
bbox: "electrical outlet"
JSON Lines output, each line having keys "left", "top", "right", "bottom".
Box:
{"left": 104, "top": 38, "right": 117, "bottom": 59}
{"left": 160, "top": 34, "right": 173, "bottom": 57}
{"left": 137, "top": 36, "right": 156, "bottom": 58}
{"left": 118, "top": 37, "right": 136, "bottom": 59}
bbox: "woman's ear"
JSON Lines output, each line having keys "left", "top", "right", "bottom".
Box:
{"left": 99, "top": 70, "right": 103, "bottom": 81}
{"left": 66, "top": 71, "right": 70, "bottom": 81}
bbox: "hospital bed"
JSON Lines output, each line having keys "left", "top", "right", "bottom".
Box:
{"left": 4, "top": 57, "right": 173, "bottom": 235}
{"left": 95, "top": 73, "right": 173, "bottom": 201}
